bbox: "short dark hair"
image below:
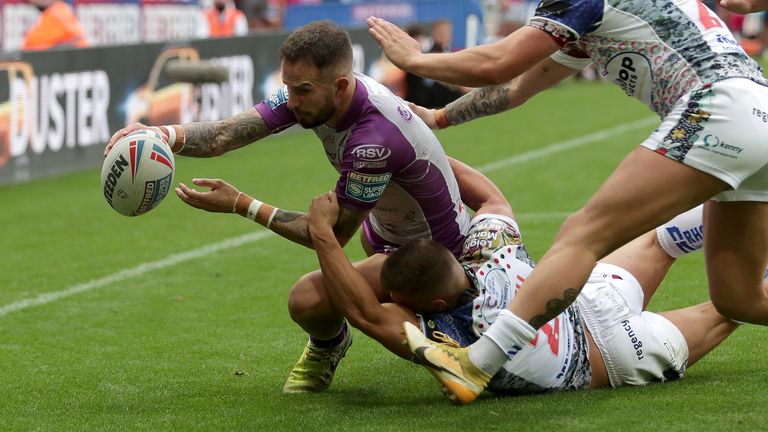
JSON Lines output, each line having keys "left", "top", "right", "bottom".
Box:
{"left": 381, "top": 239, "right": 457, "bottom": 298}
{"left": 279, "top": 20, "right": 352, "bottom": 74}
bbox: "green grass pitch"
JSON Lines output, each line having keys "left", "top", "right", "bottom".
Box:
{"left": 0, "top": 78, "right": 766, "bottom": 431}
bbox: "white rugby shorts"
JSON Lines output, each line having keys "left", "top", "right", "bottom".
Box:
{"left": 577, "top": 263, "right": 689, "bottom": 387}
{"left": 642, "top": 78, "right": 768, "bottom": 202}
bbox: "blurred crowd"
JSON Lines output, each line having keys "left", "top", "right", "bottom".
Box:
{"left": 16, "top": 0, "right": 768, "bottom": 97}
{"left": 18, "top": 0, "right": 768, "bottom": 55}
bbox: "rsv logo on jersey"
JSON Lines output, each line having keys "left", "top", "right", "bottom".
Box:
{"left": 351, "top": 144, "right": 391, "bottom": 161}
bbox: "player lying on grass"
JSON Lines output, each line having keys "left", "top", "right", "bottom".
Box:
{"left": 305, "top": 160, "right": 738, "bottom": 402}
{"left": 106, "top": 21, "right": 473, "bottom": 394}
{"left": 369, "top": 0, "right": 768, "bottom": 405}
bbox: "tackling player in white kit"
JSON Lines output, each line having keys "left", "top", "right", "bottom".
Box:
{"left": 305, "top": 160, "right": 737, "bottom": 398}
{"left": 369, "top": 0, "right": 768, "bottom": 404}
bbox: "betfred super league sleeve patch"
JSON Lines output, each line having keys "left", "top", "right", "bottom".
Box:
{"left": 344, "top": 171, "right": 392, "bottom": 203}
{"left": 266, "top": 85, "right": 289, "bottom": 110}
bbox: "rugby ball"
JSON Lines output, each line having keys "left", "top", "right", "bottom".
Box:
{"left": 101, "top": 129, "right": 175, "bottom": 216}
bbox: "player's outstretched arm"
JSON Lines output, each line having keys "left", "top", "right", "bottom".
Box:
{"left": 105, "top": 109, "right": 271, "bottom": 158}
{"left": 719, "top": 0, "right": 768, "bottom": 13}
{"left": 427, "top": 57, "right": 578, "bottom": 129}
{"left": 179, "top": 109, "right": 271, "bottom": 157}
{"left": 308, "top": 192, "right": 417, "bottom": 359}
{"left": 174, "top": 179, "right": 364, "bottom": 249}
{"left": 368, "top": 17, "right": 560, "bottom": 87}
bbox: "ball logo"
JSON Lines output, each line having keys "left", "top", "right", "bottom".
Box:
{"left": 103, "top": 154, "right": 129, "bottom": 205}
{"left": 150, "top": 143, "right": 174, "bottom": 169}
{"left": 128, "top": 140, "right": 145, "bottom": 183}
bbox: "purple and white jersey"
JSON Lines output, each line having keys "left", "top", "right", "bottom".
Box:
{"left": 255, "top": 73, "right": 470, "bottom": 254}
{"left": 530, "top": 0, "right": 768, "bottom": 117}
{"left": 419, "top": 215, "right": 591, "bottom": 394}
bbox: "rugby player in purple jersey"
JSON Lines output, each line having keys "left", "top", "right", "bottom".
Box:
{"left": 106, "top": 20, "right": 471, "bottom": 394}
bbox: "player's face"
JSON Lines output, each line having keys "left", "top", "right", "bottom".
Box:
{"left": 281, "top": 60, "right": 337, "bottom": 129}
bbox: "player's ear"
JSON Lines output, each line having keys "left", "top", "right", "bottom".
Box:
{"left": 334, "top": 75, "right": 351, "bottom": 95}
{"left": 431, "top": 298, "right": 449, "bottom": 312}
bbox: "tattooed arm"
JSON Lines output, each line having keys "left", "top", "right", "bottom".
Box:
{"left": 105, "top": 109, "right": 272, "bottom": 157}
{"left": 179, "top": 109, "right": 272, "bottom": 157}
{"left": 175, "top": 178, "right": 367, "bottom": 249}
{"left": 266, "top": 203, "right": 367, "bottom": 249}
{"left": 413, "top": 57, "right": 578, "bottom": 129}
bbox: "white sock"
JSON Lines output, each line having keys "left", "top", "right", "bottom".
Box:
{"left": 656, "top": 205, "right": 704, "bottom": 258}
{"left": 469, "top": 309, "right": 537, "bottom": 375}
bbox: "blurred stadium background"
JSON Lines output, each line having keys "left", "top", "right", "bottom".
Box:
{"left": 1, "top": 1, "right": 767, "bottom": 430}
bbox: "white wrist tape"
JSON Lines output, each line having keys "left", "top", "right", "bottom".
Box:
{"left": 266, "top": 207, "right": 278, "bottom": 229}
{"left": 246, "top": 199, "right": 264, "bottom": 221}
{"left": 232, "top": 192, "right": 243, "bottom": 213}
{"left": 165, "top": 126, "right": 176, "bottom": 149}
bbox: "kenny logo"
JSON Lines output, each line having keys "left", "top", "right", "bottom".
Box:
{"left": 352, "top": 145, "right": 391, "bottom": 161}
{"left": 702, "top": 134, "right": 743, "bottom": 154}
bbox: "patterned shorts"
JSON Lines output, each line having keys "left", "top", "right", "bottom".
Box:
{"left": 641, "top": 78, "right": 768, "bottom": 202}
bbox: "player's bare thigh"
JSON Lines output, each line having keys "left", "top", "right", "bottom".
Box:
{"left": 704, "top": 200, "right": 768, "bottom": 324}
{"left": 556, "top": 147, "right": 727, "bottom": 256}
{"left": 509, "top": 148, "right": 727, "bottom": 321}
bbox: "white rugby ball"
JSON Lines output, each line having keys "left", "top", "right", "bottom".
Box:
{"left": 101, "top": 129, "right": 175, "bottom": 216}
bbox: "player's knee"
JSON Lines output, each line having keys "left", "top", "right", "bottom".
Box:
{"left": 710, "top": 295, "right": 750, "bottom": 322}
{"left": 553, "top": 210, "right": 609, "bottom": 254}
{"left": 287, "top": 274, "right": 319, "bottom": 318}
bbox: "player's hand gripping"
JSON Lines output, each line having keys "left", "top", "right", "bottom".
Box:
{"left": 175, "top": 178, "right": 241, "bottom": 214}
{"left": 104, "top": 122, "right": 169, "bottom": 157}
{"left": 367, "top": 17, "right": 423, "bottom": 71}
{"left": 307, "top": 192, "right": 340, "bottom": 234}
{"left": 408, "top": 102, "right": 438, "bottom": 129}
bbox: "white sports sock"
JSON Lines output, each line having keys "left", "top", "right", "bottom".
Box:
{"left": 469, "top": 309, "right": 537, "bottom": 375}
{"left": 656, "top": 205, "right": 704, "bottom": 258}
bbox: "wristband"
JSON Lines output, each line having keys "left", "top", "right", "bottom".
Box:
{"left": 159, "top": 125, "right": 186, "bottom": 153}
{"left": 232, "top": 192, "right": 276, "bottom": 226}
{"left": 233, "top": 192, "right": 254, "bottom": 217}
{"left": 246, "top": 199, "right": 264, "bottom": 221}
{"left": 232, "top": 191, "right": 243, "bottom": 213}
{"left": 266, "top": 208, "right": 278, "bottom": 229}
{"left": 434, "top": 108, "right": 450, "bottom": 129}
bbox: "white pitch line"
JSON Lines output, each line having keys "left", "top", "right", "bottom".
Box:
{"left": 476, "top": 116, "right": 657, "bottom": 173}
{"left": 0, "top": 117, "right": 657, "bottom": 318}
{"left": 0, "top": 231, "right": 274, "bottom": 317}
